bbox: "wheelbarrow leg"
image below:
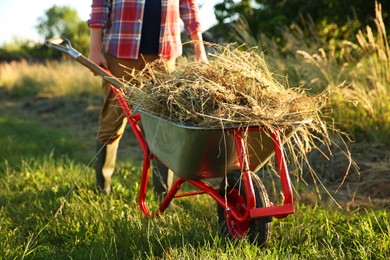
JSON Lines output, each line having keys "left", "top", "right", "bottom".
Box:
{"left": 138, "top": 155, "right": 153, "bottom": 217}
{"left": 155, "top": 178, "right": 187, "bottom": 216}
{"left": 270, "top": 131, "right": 293, "bottom": 206}
{"left": 233, "top": 129, "right": 256, "bottom": 211}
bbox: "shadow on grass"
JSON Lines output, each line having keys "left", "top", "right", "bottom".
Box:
{"left": 0, "top": 113, "right": 91, "bottom": 169}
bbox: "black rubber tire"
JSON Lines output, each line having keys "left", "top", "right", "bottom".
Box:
{"left": 217, "top": 170, "right": 272, "bottom": 246}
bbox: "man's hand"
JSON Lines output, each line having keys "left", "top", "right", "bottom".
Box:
{"left": 88, "top": 50, "right": 107, "bottom": 68}
{"left": 190, "top": 32, "right": 209, "bottom": 63}
{"left": 194, "top": 47, "right": 208, "bottom": 63}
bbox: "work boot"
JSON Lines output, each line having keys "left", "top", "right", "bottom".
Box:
{"left": 95, "top": 141, "right": 119, "bottom": 193}
{"left": 152, "top": 159, "right": 174, "bottom": 200}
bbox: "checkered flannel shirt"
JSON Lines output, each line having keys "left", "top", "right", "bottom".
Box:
{"left": 88, "top": 0, "right": 202, "bottom": 60}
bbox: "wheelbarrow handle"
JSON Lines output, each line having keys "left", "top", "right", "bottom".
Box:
{"left": 45, "top": 37, "right": 125, "bottom": 89}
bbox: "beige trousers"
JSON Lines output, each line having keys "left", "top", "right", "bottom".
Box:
{"left": 96, "top": 53, "right": 174, "bottom": 196}
{"left": 97, "top": 53, "right": 159, "bottom": 144}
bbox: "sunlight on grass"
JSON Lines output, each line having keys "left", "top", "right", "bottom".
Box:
{"left": 308, "top": 7, "right": 390, "bottom": 142}
{"left": 232, "top": 2, "right": 390, "bottom": 144}
{"left": 296, "top": 6, "right": 390, "bottom": 141}
{"left": 0, "top": 59, "right": 101, "bottom": 97}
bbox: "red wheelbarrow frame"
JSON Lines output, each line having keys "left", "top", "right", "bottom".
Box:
{"left": 113, "top": 84, "right": 295, "bottom": 218}
{"left": 108, "top": 61, "right": 295, "bottom": 222}
{"left": 46, "top": 38, "right": 295, "bottom": 227}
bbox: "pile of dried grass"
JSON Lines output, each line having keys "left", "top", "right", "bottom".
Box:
{"left": 121, "top": 44, "right": 353, "bottom": 200}
{"left": 123, "top": 44, "right": 328, "bottom": 129}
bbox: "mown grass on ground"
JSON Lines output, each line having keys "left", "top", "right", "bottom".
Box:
{"left": 1, "top": 156, "right": 389, "bottom": 259}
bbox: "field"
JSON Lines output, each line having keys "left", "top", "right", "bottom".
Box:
{"left": 0, "top": 13, "right": 389, "bottom": 259}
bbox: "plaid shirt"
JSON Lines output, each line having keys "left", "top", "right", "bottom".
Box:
{"left": 88, "top": 0, "right": 202, "bottom": 60}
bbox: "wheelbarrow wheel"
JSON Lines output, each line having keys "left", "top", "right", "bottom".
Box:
{"left": 217, "top": 170, "right": 272, "bottom": 246}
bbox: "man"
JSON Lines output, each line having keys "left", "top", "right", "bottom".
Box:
{"left": 88, "top": 0, "right": 208, "bottom": 194}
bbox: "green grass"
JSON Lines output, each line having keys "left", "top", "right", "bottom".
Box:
{"left": 0, "top": 114, "right": 90, "bottom": 167}
{"left": 0, "top": 159, "right": 388, "bottom": 259}
{"left": 0, "top": 114, "right": 388, "bottom": 259}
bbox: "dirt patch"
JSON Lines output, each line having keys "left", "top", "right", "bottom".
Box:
{"left": 303, "top": 141, "right": 390, "bottom": 208}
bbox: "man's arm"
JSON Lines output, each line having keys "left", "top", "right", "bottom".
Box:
{"left": 180, "top": 0, "right": 208, "bottom": 63}
{"left": 88, "top": 0, "right": 110, "bottom": 67}
{"left": 89, "top": 28, "right": 107, "bottom": 68}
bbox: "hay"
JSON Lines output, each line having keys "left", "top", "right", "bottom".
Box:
{"left": 120, "top": 44, "right": 353, "bottom": 201}
{"left": 122, "top": 44, "right": 327, "bottom": 129}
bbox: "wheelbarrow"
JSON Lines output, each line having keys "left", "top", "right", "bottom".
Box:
{"left": 46, "top": 38, "right": 310, "bottom": 245}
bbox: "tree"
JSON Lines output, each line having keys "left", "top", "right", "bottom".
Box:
{"left": 213, "top": 0, "right": 390, "bottom": 40}
{"left": 36, "top": 5, "right": 89, "bottom": 55}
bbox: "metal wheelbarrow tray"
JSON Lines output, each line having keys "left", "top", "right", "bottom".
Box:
{"left": 139, "top": 109, "right": 296, "bottom": 179}
{"left": 46, "top": 37, "right": 309, "bottom": 246}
